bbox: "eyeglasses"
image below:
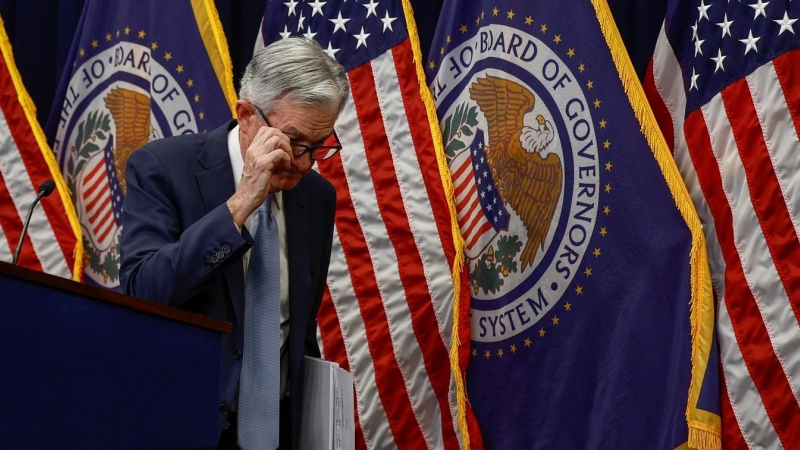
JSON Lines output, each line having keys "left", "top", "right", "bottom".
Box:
{"left": 250, "top": 102, "right": 342, "bottom": 161}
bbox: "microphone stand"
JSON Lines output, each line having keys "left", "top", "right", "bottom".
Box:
{"left": 12, "top": 179, "right": 56, "bottom": 266}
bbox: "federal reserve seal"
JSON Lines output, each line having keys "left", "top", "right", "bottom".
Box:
{"left": 432, "top": 23, "right": 601, "bottom": 344}
{"left": 52, "top": 31, "right": 210, "bottom": 287}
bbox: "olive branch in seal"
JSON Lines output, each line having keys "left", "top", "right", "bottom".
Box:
{"left": 442, "top": 102, "right": 479, "bottom": 158}
{"left": 65, "top": 110, "right": 111, "bottom": 199}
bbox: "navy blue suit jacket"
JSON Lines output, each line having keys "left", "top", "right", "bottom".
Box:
{"left": 120, "top": 120, "right": 336, "bottom": 443}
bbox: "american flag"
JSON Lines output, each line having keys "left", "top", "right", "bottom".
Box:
{"left": 257, "top": 1, "right": 481, "bottom": 449}
{"left": 0, "top": 17, "right": 80, "bottom": 278}
{"left": 645, "top": 0, "right": 800, "bottom": 446}
{"left": 450, "top": 129, "right": 508, "bottom": 253}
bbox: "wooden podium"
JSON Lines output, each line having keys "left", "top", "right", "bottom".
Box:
{"left": 0, "top": 261, "right": 232, "bottom": 449}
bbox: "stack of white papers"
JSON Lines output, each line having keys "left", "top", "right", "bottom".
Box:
{"left": 299, "top": 356, "right": 355, "bottom": 450}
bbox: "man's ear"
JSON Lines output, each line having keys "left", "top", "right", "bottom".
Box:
{"left": 235, "top": 100, "right": 255, "bottom": 131}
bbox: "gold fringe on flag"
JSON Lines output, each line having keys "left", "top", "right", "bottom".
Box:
{"left": 400, "top": 0, "right": 473, "bottom": 448}
{"left": 191, "top": 0, "right": 238, "bottom": 115}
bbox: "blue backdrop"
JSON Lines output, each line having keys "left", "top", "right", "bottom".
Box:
{"left": 0, "top": 0, "right": 666, "bottom": 128}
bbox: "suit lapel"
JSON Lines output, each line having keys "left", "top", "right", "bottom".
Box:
{"left": 283, "top": 184, "right": 309, "bottom": 359}
{"left": 195, "top": 121, "right": 245, "bottom": 323}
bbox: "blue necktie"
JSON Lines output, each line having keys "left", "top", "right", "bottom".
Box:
{"left": 239, "top": 195, "right": 280, "bottom": 450}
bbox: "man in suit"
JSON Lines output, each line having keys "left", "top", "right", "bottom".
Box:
{"left": 120, "top": 37, "right": 349, "bottom": 449}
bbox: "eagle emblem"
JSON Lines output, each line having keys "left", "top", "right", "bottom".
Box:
{"left": 469, "top": 75, "right": 563, "bottom": 270}
{"left": 103, "top": 87, "right": 151, "bottom": 194}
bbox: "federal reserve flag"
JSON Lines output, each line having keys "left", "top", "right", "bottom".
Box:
{"left": 428, "top": 0, "right": 720, "bottom": 448}
{"left": 45, "top": 0, "right": 236, "bottom": 289}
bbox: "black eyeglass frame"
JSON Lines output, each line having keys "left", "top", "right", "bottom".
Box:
{"left": 249, "top": 102, "right": 342, "bottom": 161}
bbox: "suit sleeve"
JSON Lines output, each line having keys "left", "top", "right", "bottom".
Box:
{"left": 120, "top": 145, "right": 252, "bottom": 307}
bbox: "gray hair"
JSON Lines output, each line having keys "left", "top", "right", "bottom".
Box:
{"left": 239, "top": 37, "right": 350, "bottom": 115}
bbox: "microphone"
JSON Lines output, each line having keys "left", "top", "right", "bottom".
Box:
{"left": 12, "top": 179, "right": 56, "bottom": 266}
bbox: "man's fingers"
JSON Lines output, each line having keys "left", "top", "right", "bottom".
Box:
{"left": 252, "top": 126, "right": 292, "bottom": 154}
{"left": 264, "top": 146, "right": 291, "bottom": 169}
{"left": 251, "top": 136, "right": 291, "bottom": 170}
{"left": 245, "top": 129, "right": 293, "bottom": 174}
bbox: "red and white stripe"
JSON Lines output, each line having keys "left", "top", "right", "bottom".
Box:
{"left": 315, "top": 40, "right": 467, "bottom": 450}
{"left": 450, "top": 149, "right": 493, "bottom": 252}
{"left": 0, "top": 49, "right": 76, "bottom": 278}
{"left": 80, "top": 154, "right": 115, "bottom": 247}
{"left": 646, "top": 23, "right": 800, "bottom": 449}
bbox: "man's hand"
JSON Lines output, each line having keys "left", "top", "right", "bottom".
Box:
{"left": 227, "top": 126, "right": 292, "bottom": 226}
